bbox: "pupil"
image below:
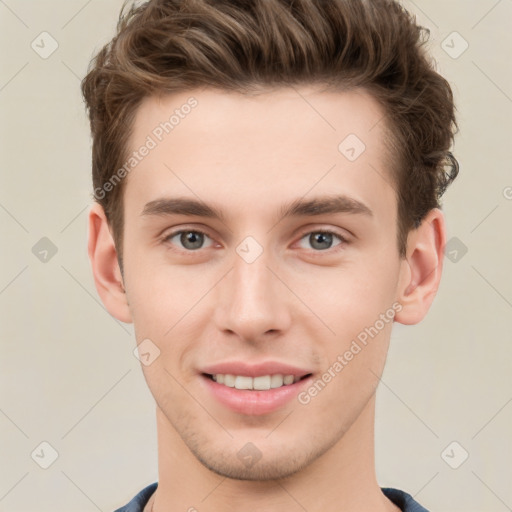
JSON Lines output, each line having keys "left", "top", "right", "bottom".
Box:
{"left": 311, "top": 232, "right": 332, "bottom": 250}
{"left": 182, "top": 231, "right": 203, "bottom": 250}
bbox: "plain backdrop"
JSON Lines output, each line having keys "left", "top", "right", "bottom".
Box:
{"left": 1, "top": 0, "right": 511, "bottom": 510}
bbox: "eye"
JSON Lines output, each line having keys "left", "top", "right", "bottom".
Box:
{"left": 297, "top": 230, "right": 347, "bottom": 251}
{"left": 163, "top": 229, "right": 214, "bottom": 251}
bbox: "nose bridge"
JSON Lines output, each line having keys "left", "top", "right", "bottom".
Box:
{"left": 215, "top": 241, "right": 290, "bottom": 339}
{"left": 233, "top": 249, "right": 272, "bottom": 302}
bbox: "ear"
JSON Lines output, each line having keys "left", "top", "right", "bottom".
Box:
{"left": 88, "top": 203, "right": 132, "bottom": 323}
{"left": 394, "top": 208, "right": 446, "bottom": 325}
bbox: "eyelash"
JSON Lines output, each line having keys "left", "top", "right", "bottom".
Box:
{"left": 161, "top": 228, "right": 349, "bottom": 254}
{"left": 296, "top": 229, "right": 348, "bottom": 252}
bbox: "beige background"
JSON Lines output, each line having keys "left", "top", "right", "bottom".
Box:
{"left": 1, "top": 0, "right": 511, "bottom": 510}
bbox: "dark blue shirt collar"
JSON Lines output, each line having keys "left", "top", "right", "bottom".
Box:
{"left": 114, "top": 482, "right": 429, "bottom": 512}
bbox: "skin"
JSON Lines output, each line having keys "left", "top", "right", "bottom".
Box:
{"left": 88, "top": 86, "right": 445, "bottom": 512}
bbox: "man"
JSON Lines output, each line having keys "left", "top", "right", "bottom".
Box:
{"left": 82, "top": 0, "right": 459, "bottom": 510}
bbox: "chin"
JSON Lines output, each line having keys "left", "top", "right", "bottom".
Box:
{"left": 193, "top": 449, "right": 311, "bottom": 481}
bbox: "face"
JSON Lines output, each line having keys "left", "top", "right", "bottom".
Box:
{"left": 120, "top": 86, "right": 405, "bottom": 480}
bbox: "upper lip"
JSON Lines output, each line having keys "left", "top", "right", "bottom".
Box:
{"left": 200, "top": 361, "right": 313, "bottom": 378}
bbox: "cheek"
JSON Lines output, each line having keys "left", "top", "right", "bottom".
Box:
{"left": 124, "top": 252, "right": 219, "bottom": 356}
{"left": 300, "top": 256, "right": 400, "bottom": 339}
{"left": 126, "top": 264, "right": 206, "bottom": 392}
{"left": 297, "top": 266, "right": 398, "bottom": 417}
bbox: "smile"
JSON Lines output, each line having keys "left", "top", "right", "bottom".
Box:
{"left": 207, "top": 373, "right": 309, "bottom": 390}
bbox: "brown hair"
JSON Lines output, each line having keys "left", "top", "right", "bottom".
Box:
{"left": 81, "top": 0, "right": 458, "bottom": 263}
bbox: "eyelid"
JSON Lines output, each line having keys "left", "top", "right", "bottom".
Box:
{"left": 294, "top": 228, "right": 349, "bottom": 252}
{"left": 161, "top": 226, "right": 216, "bottom": 252}
{"left": 161, "top": 225, "right": 350, "bottom": 254}
{"left": 160, "top": 223, "right": 214, "bottom": 239}
{"left": 296, "top": 226, "right": 350, "bottom": 241}
{"left": 294, "top": 221, "right": 352, "bottom": 241}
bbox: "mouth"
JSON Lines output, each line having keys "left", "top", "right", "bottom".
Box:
{"left": 199, "top": 371, "right": 314, "bottom": 415}
{"left": 203, "top": 372, "right": 313, "bottom": 390}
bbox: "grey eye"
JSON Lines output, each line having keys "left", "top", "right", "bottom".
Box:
{"left": 180, "top": 231, "right": 204, "bottom": 250}
{"left": 298, "top": 231, "right": 343, "bottom": 251}
{"left": 310, "top": 232, "right": 333, "bottom": 250}
{"left": 166, "top": 230, "right": 213, "bottom": 251}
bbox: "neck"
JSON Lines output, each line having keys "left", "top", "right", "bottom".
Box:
{"left": 150, "top": 395, "right": 399, "bottom": 512}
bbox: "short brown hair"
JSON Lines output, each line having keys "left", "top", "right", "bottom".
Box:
{"left": 81, "top": 0, "right": 458, "bottom": 263}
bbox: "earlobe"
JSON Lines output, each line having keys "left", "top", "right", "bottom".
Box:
{"left": 394, "top": 208, "right": 446, "bottom": 325}
{"left": 88, "top": 203, "right": 132, "bottom": 323}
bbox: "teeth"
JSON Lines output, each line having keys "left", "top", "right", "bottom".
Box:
{"left": 270, "top": 375, "right": 284, "bottom": 388}
{"left": 235, "top": 376, "right": 252, "bottom": 389}
{"left": 224, "top": 374, "right": 236, "bottom": 387}
{"left": 253, "top": 375, "right": 271, "bottom": 390}
{"left": 211, "top": 373, "right": 302, "bottom": 390}
{"left": 283, "top": 375, "right": 294, "bottom": 385}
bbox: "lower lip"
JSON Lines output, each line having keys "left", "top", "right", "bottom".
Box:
{"left": 200, "top": 374, "right": 313, "bottom": 416}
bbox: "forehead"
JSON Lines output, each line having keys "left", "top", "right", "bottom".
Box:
{"left": 130, "top": 85, "right": 390, "bottom": 155}
{"left": 124, "top": 86, "right": 397, "bottom": 224}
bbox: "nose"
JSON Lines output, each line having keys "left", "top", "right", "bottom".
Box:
{"left": 213, "top": 245, "right": 292, "bottom": 343}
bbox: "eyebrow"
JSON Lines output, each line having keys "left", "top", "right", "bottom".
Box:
{"left": 278, "top": 195, "right": 373, "bottom": 219}
{"left": 141, "top": 195, "right": 373, "bottom": 222}
{"left": 142, "top": 197, "right": 227, "bottom": 222}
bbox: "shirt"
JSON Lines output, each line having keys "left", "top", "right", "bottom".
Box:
{"left": 114, "top": 482, "right": 429, "bottom": 511}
